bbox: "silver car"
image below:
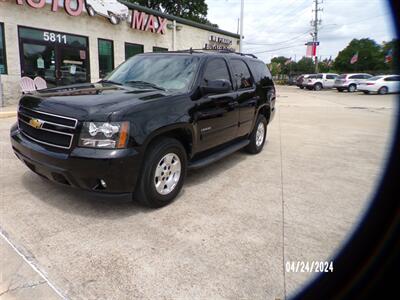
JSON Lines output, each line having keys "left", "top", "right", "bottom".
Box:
{"left": 334, "top": 73, "right": 373, "bottom": 92}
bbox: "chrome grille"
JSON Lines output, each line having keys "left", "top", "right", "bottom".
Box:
{"left": 18, "top": 107, "right": 77, "bottom": 149}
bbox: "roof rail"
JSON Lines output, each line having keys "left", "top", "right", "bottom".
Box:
{"left": 167, "top": 48, "right": 258, "bottom": 58}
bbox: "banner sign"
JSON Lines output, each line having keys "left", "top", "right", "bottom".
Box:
{"left": 204, "top": 35, "right": 234, "bottom": 50}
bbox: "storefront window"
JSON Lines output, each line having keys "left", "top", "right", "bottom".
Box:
{"left": 18, "top": 26, "right": 89, "bottom": 87}
{"left": 0, "top": 23, "right": 7, "bottom": 74}
{"left": 98, "top": 39, "right": 114, "bottom": 78}
{"left": 153, "top": 46, "right": 168, "bottom": 53}
{"left": 125, "top": 43, "right": 144, "bottom": 60}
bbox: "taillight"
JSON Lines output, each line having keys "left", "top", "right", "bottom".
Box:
{"left": 367, "top": 83, "right": 375, "bottom": 85}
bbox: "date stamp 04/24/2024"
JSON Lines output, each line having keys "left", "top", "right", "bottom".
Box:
{"left": 285, "top": 261, "right": 334, "bottom": 273}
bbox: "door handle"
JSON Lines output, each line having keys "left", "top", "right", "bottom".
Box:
{"left": 228, "top": 101, "right": 239, "bottom": 108}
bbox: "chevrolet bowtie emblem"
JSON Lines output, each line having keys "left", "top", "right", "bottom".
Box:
{"left": 29, "top": 118, "right": 44, "bottom": 129}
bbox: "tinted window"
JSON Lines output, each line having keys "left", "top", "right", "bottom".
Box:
{"left": 0, "top": 23, "right": 6, "bottom": 74}
{"left": 316, "top": 74, "right": 323, "bottom": 79}
{"left": 326, "top": 74, "right": 336, "bottom": 79}
{"left": 230, "top": 59, "right": 254, "bottom": 89}
{"left": 384, "top": 76, "right": 400, "bottom": 81}
{"left": 98, "top": 39, "right": 114, "bottom": 78}
{"left": 153, "top": 46, "right": 168, "bottom": 53}
{"left": 125, "top": 43, "right": 143, "bottom": 60}
{"left": 363, "top": 74, "right": 372, "bottom": 79}
{"left": 203, "top": 58, "right": 232, "bottom": 86}
{"left": 248, "top": 61, "right": 271, "bottom": 82}
{"left": 349, "top": 74, "right": 362, "bottom": 79}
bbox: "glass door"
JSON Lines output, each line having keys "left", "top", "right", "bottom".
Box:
{"left": 57, "top": 47, "right": 89, "bottom": 86}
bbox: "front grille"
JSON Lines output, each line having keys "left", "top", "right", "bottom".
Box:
{"left": 18, "top": 107, "right": 77, "bottom": 149}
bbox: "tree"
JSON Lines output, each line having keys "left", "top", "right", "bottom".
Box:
{"left": 131, "top": 0, "right": 216, "bottom": 26}
{"left": 333, "top": 38, "right": 385, "bottom": 73}
{"left": 270, "top": 56, "right": 291, "bottom": 75}
{"left": 295, "top": 57, "right": 315, "bottom": 74}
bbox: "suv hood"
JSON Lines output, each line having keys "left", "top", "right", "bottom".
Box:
{"left": 19, "top": 83, "right": 174, "bottom": 121}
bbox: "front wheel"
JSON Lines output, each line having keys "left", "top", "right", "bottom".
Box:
{"left": 108, "top": 13, "right": 120, "bottom": 25}
{"left": 86, "top": 5, "right": 96, "bottom": 17}
{"left": 134, "top": 138, "right": 187, "bottom": 208}
{"left": 299, "top": 86, "right": 304, "bottom": 89}
{"left": 245, "top": 115, "right": 267, "bottom": 154}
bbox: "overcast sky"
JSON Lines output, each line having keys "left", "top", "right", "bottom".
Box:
{"left": 205, "top": 0, "right": 396, "bottom": 63}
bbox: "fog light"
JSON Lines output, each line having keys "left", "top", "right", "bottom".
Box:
{"left": 100, "top": 179, "right": 107, "bottom": 188}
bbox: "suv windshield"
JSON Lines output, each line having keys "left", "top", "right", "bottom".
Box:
{"left": 105, "top": 54, "right": 200, "bottom": 92}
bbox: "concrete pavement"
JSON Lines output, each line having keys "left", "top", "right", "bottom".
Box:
{"left": 0, "top": 86, "right": 397, "bottom": 299}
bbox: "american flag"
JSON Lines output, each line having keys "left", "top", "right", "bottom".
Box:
{"left": 385, "top": 49, "right": 393, "bottom": 63}
{"left": 350, "top": 52, "right": 358, "bottom": 64}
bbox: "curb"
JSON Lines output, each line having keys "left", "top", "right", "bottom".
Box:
{"left": 0, "top": 111, "right": 17, "bottom": 119}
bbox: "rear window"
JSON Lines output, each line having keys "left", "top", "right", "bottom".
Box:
{"left": 326, "top": 74, "right": 337, "bottom": 79}
{"left": 316, "top": 74, "right": 323, "bottom": 79}
{"left": 248, "top": 61, "right": 271, "bottom": 83}
{"left": 338, "top": 75, "right": 347, "bottom": 79}
{"left": 308, "top": 75, "right": 317, "bottom": 79}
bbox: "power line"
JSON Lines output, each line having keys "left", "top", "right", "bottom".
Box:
{"left": 244, "top": 30, "right": 310, "bottom": 46}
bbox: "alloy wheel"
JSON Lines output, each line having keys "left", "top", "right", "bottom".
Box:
{"left": 154, "top": 153, "right": 181, "bottom": 195}
{"left": 255, "top": 122, "right": 265, "bottom": 147}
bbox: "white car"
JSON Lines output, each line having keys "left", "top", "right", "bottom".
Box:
{"left": 358, "top": 75, "right": 400, "bottom": 95}
{"left": 85, "top": 0, "right": 129, "bottom": 25}
{"left": 305, "top": 73, "right": 339, "bottom": 91}
{"left": 333, "top": 73, "right": 373, "bottom": 92}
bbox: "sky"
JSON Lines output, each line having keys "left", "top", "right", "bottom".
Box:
{"left": 205, "top": 0, "right": 397, "bottom": 63}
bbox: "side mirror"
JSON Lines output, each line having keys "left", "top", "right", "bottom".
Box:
{"left": 200, "top": 79, "right": 232, "bottom": 95}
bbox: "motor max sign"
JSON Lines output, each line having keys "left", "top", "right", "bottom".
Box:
{"left": 12, "top": 0, "right": 168, "bottom": 35}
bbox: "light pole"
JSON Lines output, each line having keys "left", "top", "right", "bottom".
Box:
{"left": 239, "top": 0, "right": 244, "bottom": 52}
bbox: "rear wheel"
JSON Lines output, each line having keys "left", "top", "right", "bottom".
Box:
{"left": 245, "top": 115, "right": 267, "bottom": 154}
{"left": 134, "top": 138, "right": 187, "bottom": 208}
{"left": 378, "top": 86, "right": 388, "bottom": 95}
{"left": 299, "top": 86, "right": 304, "bottom": 89}
{"left": 86, "top": 5, "right": 95, "bottom": 17}
{"left": 314, "top": 83, "right": 322, "bottom": 91}
{"left": 363, "top": 91, "right": 370, "bottom": 95}
{"left": 348, "top": 84, "right": 356, "bottom": 92}
{"left": 337, "top": 88, "right": 344, "bottom": 92}
{"left": 108, "top": 13, "right": 120, "bottom": 25}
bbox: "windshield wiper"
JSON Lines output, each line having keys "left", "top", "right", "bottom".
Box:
{"left": 123, "top": 80, "right": 166, "bottom": 91}
{"left": 98, "top": 79, "right": 122, "bottom": 85}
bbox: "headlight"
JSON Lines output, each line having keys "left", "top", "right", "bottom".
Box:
{"left": 78, "top": 122, "right": 129, "bottom": 149}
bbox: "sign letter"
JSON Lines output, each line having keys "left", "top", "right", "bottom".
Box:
{"left": 64, "top": 0, "right": 83, "bottom": 17}
{"left": 145, "top": 15, "right": 155, "bottom": 33}
{"left": 157, "top": 16, "right": 167, "bottom": 34}
{"left": 131, "top": 10, "right": 146, "bottom": 30}
{"left": 26, "top": 0, "right": 46, "bottom": 8}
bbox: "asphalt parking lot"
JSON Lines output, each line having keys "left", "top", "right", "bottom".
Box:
{"left": 0, "top": 86, "right": 397, "bottom": 299}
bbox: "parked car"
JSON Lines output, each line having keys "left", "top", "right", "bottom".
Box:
{"left": 333, "top": 73, "right": 372, "bottom": 92}
{"left": 10, "top": 51, "right": 276, "bottom": 208}
{"left": 296, "top": 74, "right": 312, "bottom": 89}
{"left": 305, "top": 73, "right": 339, "bottom": 91}
{"left": 358, "top": 75, "right": 400, "bottom": 95}
{"left": 85, "top": 0, "right": 129, "bottom": 25}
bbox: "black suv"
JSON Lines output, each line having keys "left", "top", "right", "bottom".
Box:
{"left": 10, "top": 50, "right": 276, "bottom": 207}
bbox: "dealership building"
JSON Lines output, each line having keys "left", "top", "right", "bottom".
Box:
{"left": 0, "top": 0, "right": 240, "bottom": 105}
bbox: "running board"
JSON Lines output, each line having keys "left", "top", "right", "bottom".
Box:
{"left": 188, "top": 139, "right": 250, "bottom": 170}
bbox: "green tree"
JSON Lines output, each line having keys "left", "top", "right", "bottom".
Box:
{"left": 270, "top": 56, "right": 290, "bottom": 75}
{"left": 295, "top": 57, "right": 315, "bottom": 74}
{"left": 131, "top": 0, "right": 216, "bottom": 26}
{"left": 333, "top": 38, "right": 384, "bottom": 73}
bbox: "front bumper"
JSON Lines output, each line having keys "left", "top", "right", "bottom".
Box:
{"left": 10, "top": 123, "right": 143, "bottom": 194}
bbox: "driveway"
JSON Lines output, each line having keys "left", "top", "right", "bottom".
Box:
{"left": 0, "top": 86, "right": 396, "bottom": 299}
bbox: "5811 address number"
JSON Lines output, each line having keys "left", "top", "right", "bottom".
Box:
{"left": 43, "top": 32, "right": 67, "bottom": 44}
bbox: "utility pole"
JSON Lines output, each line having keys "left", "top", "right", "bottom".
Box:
{"left": 311, "top": 0, "right": 322, "bottom": 73}
{"left": 239, "top": 0, "right": 244, "bottom": 52}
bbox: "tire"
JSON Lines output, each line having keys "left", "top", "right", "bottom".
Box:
{"left": 299, "top": 86, "right": 304, "bottom": 89}
{"left": 108, "top": 13, "right": 120, "bottom": 25}
{"left": 337, "top": 88, "right": 344, "bottom": 92}
{"left": 378, "top": 86, "right": 388, "bottom": 95}
{"left": 363, "top": 91, "right": 370, "bottom": 95}
{"left": 245, "top": 115, "right": 267, "bottom": 154}
{"left": 348, "top": 84, "right": 356, "bottom": 92}
{"left": 134, "top": 137, "right": 187, "bottom": 208}
{"left": 314, "top": 83, "right": 322, "bottom": 91}
{"left": 86, "top": 5, "right": 96, "bottom": 17}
